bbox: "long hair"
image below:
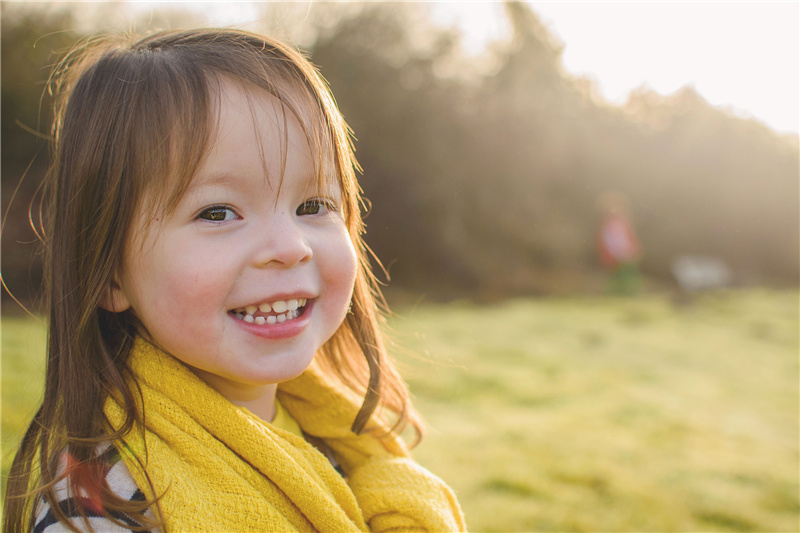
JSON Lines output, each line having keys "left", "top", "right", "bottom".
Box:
{"left": 4, "top": 28, "right": 420, "bottom": 533}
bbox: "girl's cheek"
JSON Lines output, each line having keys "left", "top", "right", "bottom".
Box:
{"left": 322, "top": 232, "right": 357, "bottom": 311}
{"left": 340, "top": 237, "right": 358, "bottom": 288}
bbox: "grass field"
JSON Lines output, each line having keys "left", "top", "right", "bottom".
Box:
{"left": 2, "top": 289, "right": 798, "bottom": 531}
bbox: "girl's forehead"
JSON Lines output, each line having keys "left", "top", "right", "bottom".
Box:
{"left": 166, "top": 80, "right": 340, "bottom": 203}
{"left": 212, "top": 78, "right": 318, "bottom": 140}
{"left": 215, "top": 81, "right": 330, "bottom": 157}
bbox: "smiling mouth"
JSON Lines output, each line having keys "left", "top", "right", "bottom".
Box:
{"left": 231, "top": 298, "right": 309, "bottom": 325}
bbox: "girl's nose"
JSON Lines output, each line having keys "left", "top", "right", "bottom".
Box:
{"left": 253, "top": 214, "right": 312, "bottom": 268}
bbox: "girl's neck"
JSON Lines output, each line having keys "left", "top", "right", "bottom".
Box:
{"left": 189, "top": 368, "right": 279, "bottom": 422}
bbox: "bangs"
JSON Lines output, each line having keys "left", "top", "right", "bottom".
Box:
{"left": 207, "top": 75, "right": 344, "bottom": 214}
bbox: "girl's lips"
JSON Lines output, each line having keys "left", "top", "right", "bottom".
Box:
{"left": 229, "top": 299, "right": 314, "bottom": 339}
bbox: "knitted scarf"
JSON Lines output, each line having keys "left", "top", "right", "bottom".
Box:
{"left": 104, "top": 338, "right": 465, "bottom": 532}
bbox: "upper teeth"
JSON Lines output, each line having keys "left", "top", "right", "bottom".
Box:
{"left": 233, "top": 298, "right": 307, "bottom": 324}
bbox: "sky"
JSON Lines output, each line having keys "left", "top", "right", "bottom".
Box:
{"left": 114, "top": 1, "right": 799, "bottom": 136}
{"left": 434, "top": 1, "right": 799, "bottom": 136}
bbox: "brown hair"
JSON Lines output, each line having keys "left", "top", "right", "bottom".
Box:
{"left": 4, "top": 28, "right": 420, "bottom": 532}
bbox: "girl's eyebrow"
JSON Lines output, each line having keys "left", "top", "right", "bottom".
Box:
{"left": 183, "top": 173, "right": 256, "bottom": 197}
{"left": 176, "top": 174, "right": 248, "bottom": 209}
{"left": 187, "top": 172, "right": 240, "bottom": 189}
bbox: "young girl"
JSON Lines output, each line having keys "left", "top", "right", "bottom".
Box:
{"left": 4, "top": 28, "right": 465, "bottom": 533}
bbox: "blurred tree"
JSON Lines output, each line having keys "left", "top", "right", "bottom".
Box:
{"left": 310, "top": 3, "right": 483, "bottom": 293}
{"left": 311, "top": 0, "right": 798, "bottom": 297}
{"left": 620, "top": 86, "right": 799, "bottom": 282}
{"left": 1, "top": 4, "right": 78, "bottom": 311}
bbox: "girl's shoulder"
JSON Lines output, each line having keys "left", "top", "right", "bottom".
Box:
{"left": 33, "top": 443, "right": 157, "bottom": 533}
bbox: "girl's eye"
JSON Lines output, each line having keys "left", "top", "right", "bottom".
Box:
{"left": 198, "top": 205, "right": 238, "bottom": 222}
{"left": 297, "top": 199, "right": 335, "bottom": 216}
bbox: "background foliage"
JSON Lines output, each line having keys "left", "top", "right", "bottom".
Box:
{"left": 2, "top": 2, "right": 797, "bottom": 307}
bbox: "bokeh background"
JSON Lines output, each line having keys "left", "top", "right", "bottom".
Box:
{"left": 2, "top": 2, "right": 798, "bottom": 531}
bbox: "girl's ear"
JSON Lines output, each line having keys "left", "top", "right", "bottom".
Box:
{"left": 99, "top": 280, "right": 131, "bottom": 313}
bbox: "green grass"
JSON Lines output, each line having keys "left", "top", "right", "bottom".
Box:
{"left": 389, "top": 290, "right": 799, "bottom": 532}
{"left": 1, "top": 315, "right": 46, "bottom": 482}
{"left": 2, "top": 290, "right": 798, "bottom": 531}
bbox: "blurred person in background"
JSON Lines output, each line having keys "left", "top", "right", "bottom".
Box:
{"left": 597, "top": 191, "right": 642, "bottom": 295}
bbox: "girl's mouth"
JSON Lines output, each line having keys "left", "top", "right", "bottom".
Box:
{"left": 230, "top": 298, "right": 309, "bottom": 325}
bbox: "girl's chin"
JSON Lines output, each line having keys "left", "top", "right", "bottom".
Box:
{"left": 190, "top": 359, "right": 313, "bottom": 395}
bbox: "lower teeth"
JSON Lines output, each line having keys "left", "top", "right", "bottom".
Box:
{"left": 237, "top": 309, "right": 298, "bottom": 324}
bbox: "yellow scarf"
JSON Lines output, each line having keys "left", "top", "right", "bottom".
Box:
{"left": 105, "top": 338, "right": 466, "bottom": 532}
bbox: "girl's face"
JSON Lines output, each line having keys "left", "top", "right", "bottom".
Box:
{"left": 106, "top": 80, "right": 357, "bottom": 404}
